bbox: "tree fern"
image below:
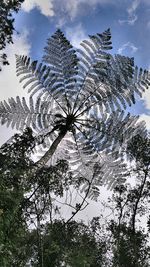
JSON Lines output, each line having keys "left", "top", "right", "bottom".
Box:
{"left": 0, "top": 29, "right": 149, "bottom": 195}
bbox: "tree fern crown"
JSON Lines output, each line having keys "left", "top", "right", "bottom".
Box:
{"left": 0, "top": 29, "right": 149, "bottom": 192}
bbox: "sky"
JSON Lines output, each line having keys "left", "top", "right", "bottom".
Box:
{"left": 0, "top": 0, "right": 150, "bottom": 221}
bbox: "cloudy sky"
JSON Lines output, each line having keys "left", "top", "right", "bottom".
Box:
{"left": 0, "top": 0, "right": 150, "bottom": 221}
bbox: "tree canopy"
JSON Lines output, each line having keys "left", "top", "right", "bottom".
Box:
{"left": 1, "top": 129, "right": 150, "bottom": 266}
{"left": 0, "top": 0, "right": 24, "bottom": 70}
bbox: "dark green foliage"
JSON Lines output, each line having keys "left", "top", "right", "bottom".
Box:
{"left": 26, "top": 220, "right": 107, "bottom": 267}
{"left": 127, "top": 134, "right": 150, "bottom": 167}
{"left": 0, "top": 129, "right": 107, "bottom": 266}
{"left": 1, "top": 130, "right": 150, "bottom": 266}
{"left": 0, "top": 129, "right": 92, "bottom": 266}
{"left": 0, "top": 128, "right": 34, "bottom": 266}
{"left": 109, "top": 220, "right": 150, "bottom": 267}
{"left": 0, "top": 0, "right": 24, "bottom": 70}
{"left": 107, "top": 135, "right": 150, "bottom": 267}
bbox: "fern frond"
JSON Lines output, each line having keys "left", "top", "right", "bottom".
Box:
{"left": 95, "top": 55, "right": 150, "bottom": 107}
{"left": 42, "top": 29, "right": 79, "bottom": 111}
{"left": 16, "top": 55, "right": 69, "bottom": 115}
{"left": 0, "top": 96, "right": 56, "bottom": 132}
{"left": 76, "top": 29, "right": 111, "bottom": 84}
{"left": 71, "top": 28, "right": 149, "bottom": 115}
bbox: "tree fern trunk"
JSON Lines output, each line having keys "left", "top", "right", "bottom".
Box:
{"left": 36, "top": 129, "right": 67, "bottom": 169}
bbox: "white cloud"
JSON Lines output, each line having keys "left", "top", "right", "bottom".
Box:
{"left": 0, "top": 29, "right": 31, "bottom": 100}
{"left": 65, "top": 24, "right": 87, "bottom": 48}
{"left": 0, "top": 29, "right": 31, "bottom": 145}
{"left": 60, "top": 0, "right": 104, "bottom": 20}
{"left": 56, "top": 17, "right": 67, "bottom": 28}
{"left": 22, "top": 0, "right": 54, "bottom": 17}
{"left": 65, "top": 0, "right": 116, "bottom": 19}
{"left": 63, "top": 1, "right": 79, "bottom": 20}
{"left": 139, "top": 114, "right": 150, "bottom": 130}
{"left": 20, "top": 0, "right": 118, "bottom": 29}
{"left": 21, "top": 0, "right": 150, "bottom": 28}
{"left": 127, "top": 0, "right": 140, "bottom": 16}
{"left": 119, "top": 14, "right": 138, "bottom": 26}
{"left": 119, "top": 0, "right": 140, "bottom": 25}
{"left": 141, "top": 66, "right": 150, "bottom": 130}
{"left": 118, "top": 42, "right": 138, "bottom": 54}
{"left": 142, "top": 89, "right": 150, "bottom": 111}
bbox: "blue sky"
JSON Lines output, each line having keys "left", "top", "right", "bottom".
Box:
{"left": 15, "top": 0, "right": 150, "bottom": 68}
{"left": 0, "top": 0, "right": 150, "bottom": 144}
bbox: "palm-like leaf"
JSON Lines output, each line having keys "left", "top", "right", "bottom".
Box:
{"left": 0, "top": 29, "right": 149, "bottom": 195}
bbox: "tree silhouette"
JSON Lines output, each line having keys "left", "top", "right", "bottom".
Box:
{"left": 0, "top": 29, "right": 149, "bottom": 193}
{"left": 0, "top": 0, "right": 24, "bottom": 70}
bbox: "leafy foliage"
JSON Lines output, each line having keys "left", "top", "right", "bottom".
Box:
{"left": 22, "top": 220, "right": 107, "bottom": 267}
{"left": 0, "top": 129, "right": 98, "bottom": 265}
{"left": 1, "top": 131, "right": 150, "bottom": 266}
{"left": 0, "top": 128, "right": 34, "bottom": 266}
{"left": 109, "top": 220, "right": 150, "bottom": 267}
{"left": 127, "top": 134, "right": 150, "bottom": 167}
{"left": 0, "top": 0, "right": 24, "bottom": 70}
{"left": 106, "top": 135, "right": 150, "bottom": 267}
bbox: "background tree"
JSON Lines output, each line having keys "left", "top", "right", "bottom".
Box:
{"left": 0, "top": 129, "right": 97, "bottom": 266}
{"left": 0, "top": 29, "right": 149, "bottom": 195}
{"left": 23, "top": 219, "right": 107, "bottom": 267}
{"left": 0, "top": 128, "right": 34, "bottom": 266}
{"left": 105, "top": 134, "right": 150, "bottom": 267}
{"left": 1, "top": 130, "right": 150, "bottom": 266}
{"left": 0, "top": 0, "right": 24, "bottom": 70}
{"left": 108, "top": 186, "right": 150, "bottom": 267}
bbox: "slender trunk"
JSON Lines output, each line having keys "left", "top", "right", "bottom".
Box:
{"left": 131, "top": 168, "right": 148, "bottom": 266}
{"left": 131, "top": 169, "right": 148, "bottom": 233}
{"left": 32, "top": 129, "right": 67, "bottom": 172}
{"left": 37, "top": 214, "right": 44, "bottom": 267}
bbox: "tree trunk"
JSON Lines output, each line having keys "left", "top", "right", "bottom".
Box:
{"left": 24, "top": 129, "right": 68, "bottom": 181}
{"left": 35, "top": 129, "right": 67, "bottom": 169}
{"left": 131, "top": 169, "right": 148, "bottom": 233}
{"left": 131, "top": 168, "right": 148, "bottom": 267}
